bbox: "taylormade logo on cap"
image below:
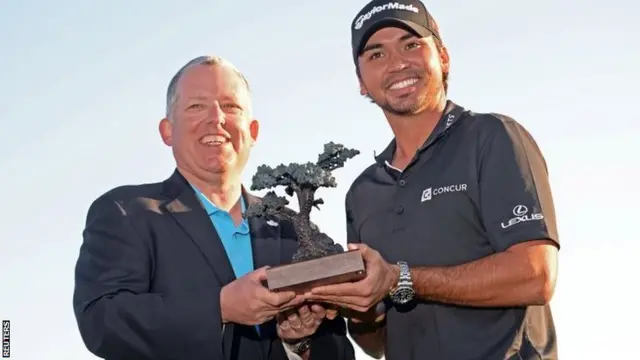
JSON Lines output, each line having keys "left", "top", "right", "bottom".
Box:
{"left": 354, "top": 2, "right": 419, "bottom": 30}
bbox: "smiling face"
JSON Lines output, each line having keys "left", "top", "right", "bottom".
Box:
{"left": 159, "top": 63, "right": 259, "bottom": 182}
{"left": 357, "top": 26, "right": 449, "bottom": 116}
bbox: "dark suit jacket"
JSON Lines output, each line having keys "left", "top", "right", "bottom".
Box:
{"left": 73, "top": 170, "right": 355, "bottom": 360}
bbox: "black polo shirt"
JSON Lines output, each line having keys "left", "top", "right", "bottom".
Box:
{"left": 345, "top": 101, "right": 559, "bottom": 360}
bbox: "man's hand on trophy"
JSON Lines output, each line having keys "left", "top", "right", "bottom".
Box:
{"left": 276, "top": 303, "right": 329, "bottom": 342}
{"left": 305, "top": 243, "right": 400, "bottom": 313}
{"left": 220, "top": 266, "right": 305, "bottom": 326}
{"left": 339, "top": 300, "right": 386, "bottom": 323}
{"left": 323, "top": 304, "right": 339, "bottom": 320}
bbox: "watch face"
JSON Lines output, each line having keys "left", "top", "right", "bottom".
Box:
{"left": 393, "top": 287, "right": 414, "bottom": 304}
{"left": 290, "top": 338, "right": 311, "bottom": 354}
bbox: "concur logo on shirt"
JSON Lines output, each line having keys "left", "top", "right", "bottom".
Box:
{"left": 421, "top": 183, "right": 467, "bottom": 202}
{"left": 354, "top": 2, "right": 419, "bottom": 30}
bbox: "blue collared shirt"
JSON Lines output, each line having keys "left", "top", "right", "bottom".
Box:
{"left": 192, "top": 186, "right": 266, "bottom": 336}
{"left": 191, "top": 186, "right": 255, "bottom": 279}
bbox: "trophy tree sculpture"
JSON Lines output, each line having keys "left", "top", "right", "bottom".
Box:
{"left": 245, "top": 142, "right": 365, "bottom": 293}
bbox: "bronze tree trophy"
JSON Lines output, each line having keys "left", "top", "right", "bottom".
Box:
{"left": 245, "top": 142, "right": 365, "bottom": 293}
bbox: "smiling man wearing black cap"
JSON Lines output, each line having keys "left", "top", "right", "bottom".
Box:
{"left": 306, "top": 1, "right": 561, "bottom": 359}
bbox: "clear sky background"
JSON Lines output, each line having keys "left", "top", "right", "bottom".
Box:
{"left": 1, "top": 0, "right": 637, "bottom": 359}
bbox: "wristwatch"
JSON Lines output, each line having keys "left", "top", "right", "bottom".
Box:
{"left": 283, "top": 337, "right": 311, "bottom": 355}
{"left": 389, "top": 261, "right": 415, "bottom": 304}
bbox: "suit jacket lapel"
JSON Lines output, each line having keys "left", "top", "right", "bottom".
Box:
{"left": 244, "top": 191, "right": 283, "bottom": 271}
{"left": 244, "top": 191, "right": 284, "bottom": 356}
{"left": 161, "top": 169, "right": 236, "bottom": 285}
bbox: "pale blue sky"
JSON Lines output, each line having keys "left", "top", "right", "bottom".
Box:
{"left": 1, "top": 1, "right": 638, "bottom": 359}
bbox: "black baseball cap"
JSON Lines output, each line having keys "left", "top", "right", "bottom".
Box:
{"left": 351, "top": 0, "right": 441, "bottom": 63}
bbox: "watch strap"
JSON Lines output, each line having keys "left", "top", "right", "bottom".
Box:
{"left": 397, "top": 261, "right": 412, "bottom": 287}
{"left": 283, "top": 337, "right": 311, "bottom": 355}
{"left": 390, "top": 261, "right": 412, "bottom": 293}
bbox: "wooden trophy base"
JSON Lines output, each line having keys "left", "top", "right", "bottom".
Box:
{"left": 265, "top": 250, "right": 366, "bottom": 293}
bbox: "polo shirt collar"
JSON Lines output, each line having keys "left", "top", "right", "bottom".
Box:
{"left": 374, "top": 100, "right": 466, "bottom": 166}
{"left": 191, "top": 185, "right": 250, "bottom": 234}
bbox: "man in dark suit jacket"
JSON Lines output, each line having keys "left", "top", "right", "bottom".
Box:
{"left": 72, "top": 55, "right": 355, "bottom": 360}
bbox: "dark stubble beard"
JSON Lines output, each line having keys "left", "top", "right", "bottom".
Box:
{"left": 376, "top": 90, "right": 430, "bottom": 116}
{"left": 364, "top": 74, "right": 431, "bottom": 116}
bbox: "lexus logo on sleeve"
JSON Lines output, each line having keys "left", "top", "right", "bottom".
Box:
{"left": 512, "top": 205, "right": 528, "bottom": 216}
{"left": 501, "top": 205, "right": 544, "bottom": 229}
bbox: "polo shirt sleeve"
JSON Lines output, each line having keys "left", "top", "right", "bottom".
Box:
{"left": 345, "top": 192, "right": 359, "bottom": 244}
{"left": 478, "top": 117, "right": 559, "bottom": 252}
